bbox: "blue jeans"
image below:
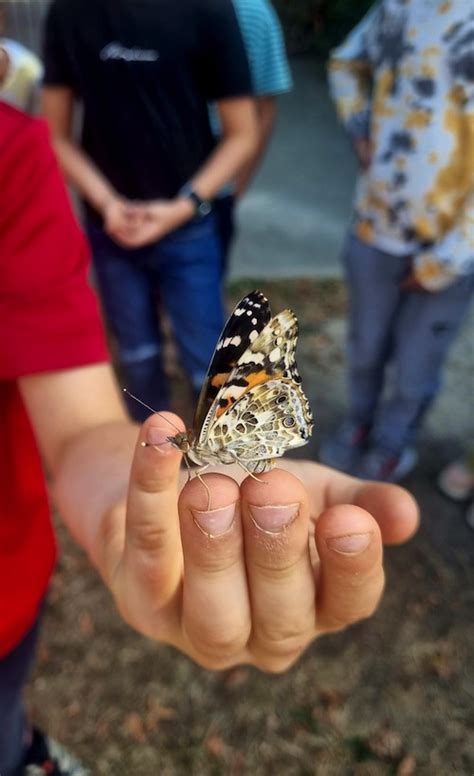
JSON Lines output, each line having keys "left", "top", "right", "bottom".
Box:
{"left": 344, "top": 234, "right": 474, "bottom": 453}
{"left": 0, "top": 616, "right": 41, "bottom": 775}
{"left": 214, "top": 194, "right": 236, "bottom": 274}
{"left": 87, "top": 214, "right": 225, "bottom": 422}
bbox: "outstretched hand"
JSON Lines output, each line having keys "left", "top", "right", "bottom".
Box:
{"left": 97, "top": 413, "right": 418, "bottom": 672}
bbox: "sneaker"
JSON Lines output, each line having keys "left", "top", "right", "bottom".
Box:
{"left": 318, "top": 420, "right": 371, "bottom": 473}
{"left": 354, "top": 445, "right": 418, "bottom": 483}
{"left": 20, "top": 728, "right": 90, "bottom": 776}
{"left": 437, "top": 458, "right": 474, "bottom": 501}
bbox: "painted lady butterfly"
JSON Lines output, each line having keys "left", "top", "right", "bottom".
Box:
{"left": 131, "top": 291, "right": 313, "bottom": 476}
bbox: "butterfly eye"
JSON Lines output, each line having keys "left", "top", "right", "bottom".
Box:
{"left": 283, "top": 416, "right": 296, "bottom": 428}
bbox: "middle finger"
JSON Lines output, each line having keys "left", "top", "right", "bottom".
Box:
{"left": 178, "top": 473, "right": 251, "bottom": 668}
{"left": 241, "top": 468, "right": 317, "bottom": 672}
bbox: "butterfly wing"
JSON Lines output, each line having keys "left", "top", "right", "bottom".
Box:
{"left": 198, "top": 308, "right": 303, "bottom": 443}
{"left": 193, "top": 290, "right": 271, "bottom": 433}
{"left": 198, "top": 307, "right": 313, "bottom": 468}
{"left": 207, "top": 378, "right": 313, "bottom": 472}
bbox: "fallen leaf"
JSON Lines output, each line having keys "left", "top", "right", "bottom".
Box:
{"left": 205, "top": 734, "right": 226, "bottom": 758}
{"left": 79, "top": 611, "right": 95, "bottom": 636}
{"left": 223, "top": 667, "right": 250, "bottom": 689}
{"left": 397, "top": 755, "right": 417, "bottom": 776}
{"left": 123, "top": 711, "right": 147, "bottom": 743}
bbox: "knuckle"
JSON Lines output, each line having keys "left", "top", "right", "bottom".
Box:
{"left": 319, "top": 577, "right": 385, "bottom": 632}
{"left": 136, "top": 471, "right": 176, "bottom": 494}
{"left": 251, "top": 625, "right": 314, "bottom": 666}
{"left": 128, "top": 521, "right": 171, "bottom": 554}
{"left": 252, "top": 554, "right": 302, "bottom": 580}
{"left": 189, "top": 624, "right": 250, "bottom": 664}
{"left": 254, "top": 649, "right": 303, "bottom": 674}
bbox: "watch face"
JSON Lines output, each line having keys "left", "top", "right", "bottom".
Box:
{"left": 199, "top": 201, "right": 212, "bottom": 216}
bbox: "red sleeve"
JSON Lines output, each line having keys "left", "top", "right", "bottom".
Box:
{"left": 0, "top": 104, "right": 109, "bottom": 378}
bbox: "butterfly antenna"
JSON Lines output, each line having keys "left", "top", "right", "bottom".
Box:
{"left": 122, "top": 388, "right": 183, "bottom": 433}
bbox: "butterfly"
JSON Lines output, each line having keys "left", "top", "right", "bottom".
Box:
{"left": 130, "top": 291, "right": 313, "bottom": 479}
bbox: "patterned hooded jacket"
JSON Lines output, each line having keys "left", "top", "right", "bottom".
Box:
{"left": 328, "top": 0, "right": 474, "bottom": 290}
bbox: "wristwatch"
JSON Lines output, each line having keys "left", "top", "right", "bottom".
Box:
{"left": 178, "top": 183, "right": 212, "bottom": 219}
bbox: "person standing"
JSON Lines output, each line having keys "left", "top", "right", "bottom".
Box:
{"left": 212, "top": 0, "right": 293, "bottom": 265}
{"left": 41, "top": 0, "right": 257, "bottom": 422}
{"left": 321, "top": 0, "right": 474, "bottom": 482}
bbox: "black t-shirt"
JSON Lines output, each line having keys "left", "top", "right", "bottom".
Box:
{"left": 43, "top": 0, "right": 252, "bottom": 205}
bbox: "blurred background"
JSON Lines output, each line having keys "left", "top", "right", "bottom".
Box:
{"left": 1, "top": 1, "right": 473, "bottom": 774}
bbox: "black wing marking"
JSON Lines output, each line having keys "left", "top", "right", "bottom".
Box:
{"left": 193, "top": 290, "right": 271, "bottom": 433}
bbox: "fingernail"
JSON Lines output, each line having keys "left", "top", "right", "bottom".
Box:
{"left": 326, "top": 532, "right": 372, "bottom": 555}
{"left": 144, "top": 426, "right": 173, "bottom": 451}
{"left": 249, "top": 503, "right": 299, "bottom": 534}
{"left": 192, "top": 503, "right": 237, "bottom": 537}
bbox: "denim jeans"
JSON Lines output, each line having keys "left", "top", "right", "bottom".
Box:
{"left": 214, "top": 194, "right": 236, "bottom": 275}
{"left": 344, "top": 234, "right": 474, "bottom": 452}
{"left": 0, "top": 616, "right": 41, "bottom": 775}
{"left": 87, "top": 213, "right": 225, "bottom": 422}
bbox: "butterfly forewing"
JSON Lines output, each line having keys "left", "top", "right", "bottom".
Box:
{"left": 198, "top": 308, "right": 305, "bottom": 446}
{"left": 193, "top": 290, "right": 271, "bottom": 435}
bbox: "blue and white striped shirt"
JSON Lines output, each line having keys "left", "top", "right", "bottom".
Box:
{"left": 232, "top": 0, "right": 292, "bottom": 96}
{"left": 209, "top": 0, "right": 292, "bottom": 136}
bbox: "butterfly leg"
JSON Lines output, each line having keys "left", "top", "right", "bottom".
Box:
{"left": 229, "top": 453, "right": 271, "bottom": 484}
{"left": 194, "top": 466, "right": 212, "bottom": 510}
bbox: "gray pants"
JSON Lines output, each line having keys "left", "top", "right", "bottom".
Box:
{"left": 0, "top": 617, "right": 40, "bottom": 775}
{"left": 344, "top": 234, "right": 474, "bottom": 453}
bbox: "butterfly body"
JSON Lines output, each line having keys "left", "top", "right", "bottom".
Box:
{"left": 168, "top": 291, "right": 313, "bottom": 475}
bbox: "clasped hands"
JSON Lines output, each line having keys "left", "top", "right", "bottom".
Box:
{"left": 102, "top": 194, "right": 194, "bottom": 248}
{"left": 97, "top": 413, "right": 419, "bottom": 673}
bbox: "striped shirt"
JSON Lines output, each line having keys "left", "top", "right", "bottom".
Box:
{"left": 210, "top": 0, "right": 292, "bottom": 195}
{"left": 232, "top": 0, "right": 292, "bottom": 96}
{"left": 209, "top": 0, "right": 291, "bottom": 134}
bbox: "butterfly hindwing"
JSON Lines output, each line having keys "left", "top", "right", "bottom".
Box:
{"left": 193, "top": 291, "right": 271, "bottom": 434}
{"left": 207, "top": 378, "right": 313, "bottom": 470}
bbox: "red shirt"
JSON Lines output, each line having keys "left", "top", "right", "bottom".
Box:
{"left": 0, "top": 102, "right": 108, "bottom": 657}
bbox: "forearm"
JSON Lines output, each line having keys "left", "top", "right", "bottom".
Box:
{"left": 19, "top": 364, "right": 135, "bottom": 582}
{"left": 190, "top": 134, "right": 255, "bottom": 200}
{"left": 234, "top": 97, "right": 277, "bottom": 197}
{"left": 53, "top": 420, "right": 138, "bottom": 576}
{"left": 52, "top": 135, "right": 116, "bottom": 214}
{"left": 189, "top": 99, "right": 257, "bottom": 200}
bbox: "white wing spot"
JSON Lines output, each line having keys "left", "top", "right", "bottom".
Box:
{"left": 269, "top": 347, "right": 281, "bottom": 363}
{"left": 240, "top": 350, "right": 264, "bottom": 365}
{"left": 249, "top": 330, "right": 259, "bottom": 342}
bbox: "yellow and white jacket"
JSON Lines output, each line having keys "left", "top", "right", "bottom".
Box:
{"left": 0, "top": 38, "right": 43, "bottom": 114}
{"left": 328, "top": 0, "right": 474, "bottom": 290}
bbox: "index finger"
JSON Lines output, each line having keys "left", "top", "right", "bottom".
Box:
{"left": 122, "top": 412, "right": 184, "bottom": 606}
